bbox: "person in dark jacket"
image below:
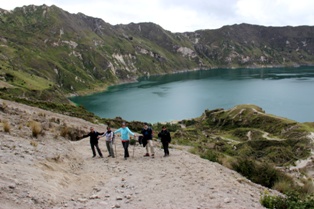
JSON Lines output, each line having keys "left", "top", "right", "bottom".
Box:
{"left": 81, "top": 127, "right": 104, "bottom": 158}
{"left": 141, "top": 123, "right": 155, "bottom": 158}
{"left": 158, "top": 126, "right": 171, "bottom": 157}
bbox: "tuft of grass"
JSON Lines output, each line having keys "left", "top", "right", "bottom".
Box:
{"left": 51, "top": 154, "right": 61, "bottom": 162}
{"left": 1, "top": 101, "right": 8, "bottom": 110}
{"left": 38, "top": 112, "right": 46, "bottom": 117}
{"left": 29, "top": 120, "right": 42, "bottom": 138}
{"left": 60, "top": 125, "right": 69, "bottom": 138}
{"left": 54, "top": 134, "right": 59, "bottom": 140}
{"left": 3, "top": 121, "right": 10, "bottom": 133}
{"left": 30, "top": 140, "right": 38, "bottom": 147}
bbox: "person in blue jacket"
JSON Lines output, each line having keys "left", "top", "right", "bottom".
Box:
{"left": 114, "top": 122, "right": 135, "bottom": 160}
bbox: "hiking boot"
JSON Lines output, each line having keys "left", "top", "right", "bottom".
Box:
{"left": 107, "top": 155, "right": 111, "bottom": 157}
{"left": 151, "top": 154, "right": 155, "bottom": 158}
{"left": 144, "top": 153, "right": 150, "bottom": 157}
{"left": 92, "top": 155, "right": 96, "bottom": 158}
{"left": 100, "top": 156, "right": 104, "bottom": 158}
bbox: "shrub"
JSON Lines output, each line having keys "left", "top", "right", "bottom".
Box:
{"left": 129, "top": 138, "right": 136, "bottom": 145}
{"left": 273, "top": 180, "right": 295, "bottom": 194}
{"left": 260, "top": 192, "right": 286, "bottom": 209}
{"left": 261, "top": 191, "right": 314, "bottom": 209}
{"left": 252, "top": 162, "right": 281, "bottom": 188}
{"left": 181, "top": 119, "right": 197, "bottom": 127}
{"left": 298, "top": 179, "right": 314, "bottom": 194}
{"left": 200, "top": 149, "right": 221, "bottom": 164}
{"left": 231, "top": 158, "right": 256, "bottom": 180}
{"left": 153, "top": 122, "right": 181, "bottom": 132}
{"left": 231, "top": 157, "right": 292, "bottom": 188}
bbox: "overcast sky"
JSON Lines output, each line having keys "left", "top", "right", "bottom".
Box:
{"left": 1, "top": 0, "right": 314, "bottom": 32}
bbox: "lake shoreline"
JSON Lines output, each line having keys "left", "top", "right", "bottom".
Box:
{"left": 68, "top": 64, "right": 312, "bottom": 98}
{"left": 69, "top": 66, "right": 314, "bottom": 123}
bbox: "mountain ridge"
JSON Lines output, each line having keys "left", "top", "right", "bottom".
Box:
{"left": 1, "top": 4, "right": 314, "bottom": 104}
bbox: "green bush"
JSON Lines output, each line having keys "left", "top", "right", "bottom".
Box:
{"left": 261, "top": 191, "right": 314, "bottom": 209}
{"left": 200, "top": 149, "right": 221, "bottom": 164}
{"left": 129, "top": 138, "right": 136, "bottom": 145}
{"left": 153, "top": 122, "right": 181, "bottom": 132}
{"left": 231, "top": 158, "right": 256, "bottom": 180}
{"left": 231, "top": 157, "right": 292, "bottom": 188}
{"left": 251, "top": 162, "right": 280, "bottom": 188}
{"left": 260, "top": 193, "right": 286, "bottom": 209}
{"left": 181, "top": 119, "right": 197, "bottom": 127}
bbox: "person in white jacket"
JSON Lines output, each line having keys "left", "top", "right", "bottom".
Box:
{"left": 99, "top": 126, "right": 115, "bottom": 158}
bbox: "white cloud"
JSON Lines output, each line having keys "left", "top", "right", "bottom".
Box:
{"left": 1, "top": 0, "right": 314, "bottom": 32}
{"left": 235, "top": 0, "right": 314, "bottom": 27}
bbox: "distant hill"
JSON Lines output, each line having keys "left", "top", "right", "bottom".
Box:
{"left": 1, "top": 4, "right": 314, "bottom": 103}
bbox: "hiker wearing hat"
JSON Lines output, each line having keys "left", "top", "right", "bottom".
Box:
{"left": 141, "top": 123, "right": 155, "bottom": 158}
{"left": 158, "top": 126, "right": 171, "bottom": 157}
{"left": 114, "top": 122, "right": 135, "bottom": 160}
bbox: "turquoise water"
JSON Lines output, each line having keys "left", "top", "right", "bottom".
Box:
{"left": 70, "top": 67, "right": 314, "bottom": 123}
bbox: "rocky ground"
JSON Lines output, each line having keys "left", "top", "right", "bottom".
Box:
{"left": 0, "top": 98, "right": 279, "bottom": 209}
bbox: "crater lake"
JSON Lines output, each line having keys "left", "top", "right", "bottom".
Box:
{"left": 70, "top": 67, "right": 314, "bottom": 123}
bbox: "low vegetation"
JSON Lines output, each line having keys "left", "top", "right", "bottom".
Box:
{"left": 162, "top": 104, "right": 314, "bottom": 208}
{"left": 261, "top": 191, "right": 314, "bottom": 209}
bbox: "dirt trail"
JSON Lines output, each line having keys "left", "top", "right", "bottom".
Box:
{"left": 0, "top": 99, "right": 275, "bottom": 209}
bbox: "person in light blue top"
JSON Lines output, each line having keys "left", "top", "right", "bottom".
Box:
{"left": 114, "top": 122, "right": 135, "bottom": 160}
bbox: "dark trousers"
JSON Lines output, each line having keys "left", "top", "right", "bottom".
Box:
{"left": 122, "top": 141, "right": 130, "bottom": 158}
{"left": 91, "top": 141, "right": 103, "bottom": 157}
{"left": 162, "top": 141, "right": 169, "bottom": 155}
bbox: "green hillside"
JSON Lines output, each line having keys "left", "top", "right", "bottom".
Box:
{"left": 1, "top": 5, "right": 314, "bottom": 104}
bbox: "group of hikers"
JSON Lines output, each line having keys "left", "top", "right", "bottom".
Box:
{"left": 81, "top": 122, "right": 171, "bottom": 160}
